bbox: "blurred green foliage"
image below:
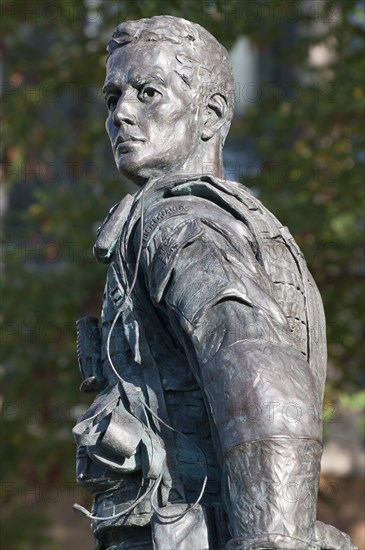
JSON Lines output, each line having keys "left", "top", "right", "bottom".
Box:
{"left": 1, "top": 0, "right": 364, "bottom": 547}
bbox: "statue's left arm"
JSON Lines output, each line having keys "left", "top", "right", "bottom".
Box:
{"left": 138, "top": 195, "right": 328, "bottom": 549}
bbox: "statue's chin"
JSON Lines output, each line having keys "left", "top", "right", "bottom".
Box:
{"left": 115, "top": 157, "right": 151, "bottom": 186}
{"left": 116, "top": 157, "right": 185, "bottom": 187}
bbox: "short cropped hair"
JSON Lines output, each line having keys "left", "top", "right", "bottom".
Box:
{"left": 107, "top": 15, "right": 235, "bottom": 143}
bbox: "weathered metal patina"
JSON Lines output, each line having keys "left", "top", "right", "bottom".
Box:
{"left": 72, "top": 15, "right": 357, "bottom": 550}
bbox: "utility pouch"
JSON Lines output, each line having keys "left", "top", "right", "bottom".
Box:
{"left": 151, "top": 503, "right": 216, "bottom": 550}
{"left": 73, "top": 384, "right": 143, "bottom": 474}
{"left": 76, "top": 316, "right": 106, "bottom": 393}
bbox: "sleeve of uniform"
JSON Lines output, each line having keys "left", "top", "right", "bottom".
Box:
{"left": 140, "top": 196, "right": 322, "bottom": 456}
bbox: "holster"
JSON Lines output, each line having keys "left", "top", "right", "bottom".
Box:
{"left": 76, "top": 316, "right": 107, "bottom": 393}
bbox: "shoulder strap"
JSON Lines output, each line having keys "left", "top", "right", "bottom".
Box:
{"left": 94, "top": 193, "right": 135, "bottom": 263}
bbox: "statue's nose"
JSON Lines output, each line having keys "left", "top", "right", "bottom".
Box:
{"left": 113, "top": 97, "right": 137, "bottom": 126}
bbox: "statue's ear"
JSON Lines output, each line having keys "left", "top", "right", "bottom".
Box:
{"left": 201, "top": 93, "right": 228, "bottom": 141}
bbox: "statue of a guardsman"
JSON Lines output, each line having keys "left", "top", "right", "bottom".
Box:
{"left": 72, "top": 15, "right": 357, "bottom": 550}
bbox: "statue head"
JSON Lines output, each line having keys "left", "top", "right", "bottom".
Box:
{"left": 104, "top": 15, "right": 235, "bottom": 185}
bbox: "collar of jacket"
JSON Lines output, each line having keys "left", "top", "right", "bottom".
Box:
{"left": 93, "top": 174, "right": 254, "bottom": 263}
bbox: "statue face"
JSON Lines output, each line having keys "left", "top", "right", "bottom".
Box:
{"left": 104, "top": 43, "right": 203, "bottom": 184}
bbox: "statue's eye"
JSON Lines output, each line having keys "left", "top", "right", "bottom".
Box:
{"left": 143, "top": 87, "right": 155, "bottom": 97}
{"left": 140, "top": 86, "right": 160, "bottom": 101}
{"left": 106, "top": 94, "right": 119, "bottom": 111}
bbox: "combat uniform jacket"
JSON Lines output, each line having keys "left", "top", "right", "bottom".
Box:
{"left": 74, "top": 174, "right": 328, "bottom": 546}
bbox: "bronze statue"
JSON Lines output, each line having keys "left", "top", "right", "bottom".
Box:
{"left": 73, "top": 16, "right": 357, "bottom": 550}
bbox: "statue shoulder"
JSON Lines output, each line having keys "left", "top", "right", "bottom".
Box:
{"left": 140, "top": 188, "right": 262, "bottom": 305}
{"left": 142, "top": 192, "right": 256, "bottom": 259}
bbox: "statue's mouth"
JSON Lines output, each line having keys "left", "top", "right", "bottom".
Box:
{"left": 115, "top": 135, "right": 145, "bottom": 148}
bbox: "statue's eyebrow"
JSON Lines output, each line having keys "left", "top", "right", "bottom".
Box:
{"left": 102, "top": 73, "right": 166, "bottom": 96}
{"left": 102, "top": 81, "right": 121, "bottom": 96}
{"left": 130, "top": 73, "right": 166, "bottom": 87}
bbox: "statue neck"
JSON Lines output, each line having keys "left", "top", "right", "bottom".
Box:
{"left": 177, "top": 136, "right": 226, "bottom": 181}
{"left": 132, "top": 137, "right": 226, "bottom": 187}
